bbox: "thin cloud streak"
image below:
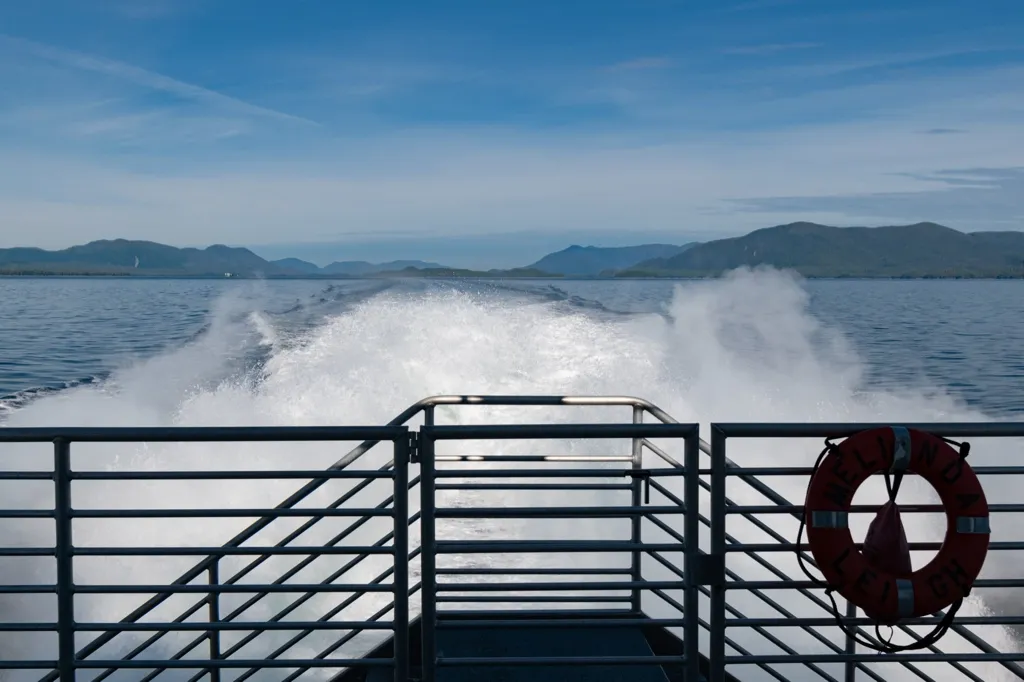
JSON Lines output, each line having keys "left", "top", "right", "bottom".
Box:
{"left": 0, "top": 34, "right": 319, "bottom": 126}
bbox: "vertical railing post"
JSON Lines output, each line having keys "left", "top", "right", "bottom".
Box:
{"left": 419, "top": 427, "right": 437, "bottom": 682}
{"left": 845, "top": 600, "right": 858, "bottom": 682}
{"left": 207, "top": 560, "right": 221, "bottom": 682}
{"left": 53, "top": 438, "right": 75, "bottom": 682}
{"left": 683, "top": 430, "right": 701, "bottom": 682}
{"left": 393, "top": 433, "right": 411, "bottom": 682}
{"left": 708, "top": 427, "right": 728, "bottom": 682}
{"left": 630, "top": 406, "right": 644, "bottom": 614}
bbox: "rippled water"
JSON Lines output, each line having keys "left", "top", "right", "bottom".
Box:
{"left": 1, "top": 276, "right": 1023, "bottom": 418}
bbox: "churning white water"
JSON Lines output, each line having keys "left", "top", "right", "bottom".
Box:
{"left": 0, "top": 268, "right": 1020, "bottom": 682}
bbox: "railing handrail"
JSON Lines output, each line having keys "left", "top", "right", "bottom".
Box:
{"left": 0, "top": 426, "right": 406, "bottom": 443}
{"left": 37, "top": 394, "right": 691, "bottom": 680}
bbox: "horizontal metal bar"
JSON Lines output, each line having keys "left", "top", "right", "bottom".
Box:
{"left": 435, "top": 505, "right": 684, "bottom": 518}
{"left": 73, "top": 621, "right": 394, "bottom": 632}
{"left": 0, "top": 509, "right": 53, "bottom": 518}
{"left": 73, "top": 659, "right": 395, "bottom": 669}
{"left": 439, "top": 608, "right": 633, "bottom": 619}
{"left": 0, "top": 585, "right": 57, "bottom": 594}
{"left": 727, "top": 503, "right": 1024, "bottom": 514}
{"left": 715, "top": 422, "right": 1024, "bottom": 438}
{"left": 725, "top": 653, "right": 1024, "bottom": 664}
{"left": 71, "top": 546, "right": 395, "bottom": 556}
{"left": 0, "top": 623, "right": 58, "bottom": 632}
{"left": 0, "top": 662, "right": 57, "bottom": 669}
{"left": 0, "top": 548, "right": 54, "bottom": 556}
{"left": 434, "top": 468, "right": 685, "bottom": 478}
{"left": 715, "top": 465, "right": 1024, "bottom": 476}
{"left": 437, "top": 580, "right": 683, "bottom": 591}
{"left": 435, "top": 482, "right": 632, "bottom": 490}
{"left": 436, "top": 455, "right": 632, "bottom": 462}
{"left": 426, "top": 423, "right": 700, "bottom": 440}
{"left": 419, "top": 394, "right": 665, "bottom": 408}
{"left": 726, "top": 578, "right": 1024, "bottom": 590}
{"left": 436, "top": 540, "right": 682, "bottom": 553}
{"left": 436, "top": 595, "right": 634, "bottom": 603}
{"left": 71, "top": 508, "right": 395, "bottom": 518}
{"left": 437, "top": 655, "right": 685, "bottom": 666}
{"left": 727, "top": 541, "right": 1024, "bottom": 552}
{"left": 0, "top": 472, "right": 53, "bottom": 480}
{"left": 435, "top": 567, "right": 634, "bottom": 576}
{"left": 72, "top": 469, "right": 396, "bottom": 480}
{"left": 72, "top": 583, "right": 396, "bottom": 594}
{"left": 437, "top": 618, "right": 688, "bottom": 629}
{"left": 0, "top": 426, "right": 408, "bottom": 443}
{"left": 730, "top": 615, "right": 1024, "bottom": 627}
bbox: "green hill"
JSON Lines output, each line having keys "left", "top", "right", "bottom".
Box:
{"left": 621, "top": 222, "right": 1024, "bottom": 278}
{"left": 0, "top": 240, "right": 284, "bottom": 276}
{"left": 528, "top": 244, "right": 695, "bottom": 276}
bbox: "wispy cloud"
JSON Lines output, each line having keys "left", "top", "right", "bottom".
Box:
{"left": 924, "top": 128, "right": 968, "bottom": 135}
{"left": 731, "top": 167, "right": 1024, "bottom": 227}
{"left": 722, "top": 42, "right": 823, "bottom": 55}
{"left": 604, "top": 57, "right": 675, "bottom": 72}
{"left": 0, "top": 34, "right": 317, "bottom": 126}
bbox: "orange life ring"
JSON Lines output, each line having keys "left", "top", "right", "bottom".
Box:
{"left": 804, "top": 427, "right": 990, "bottom": 622}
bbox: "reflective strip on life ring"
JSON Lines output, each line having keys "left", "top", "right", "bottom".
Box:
{"left": 804, "top": 427, "right": 990, "bottom": 622}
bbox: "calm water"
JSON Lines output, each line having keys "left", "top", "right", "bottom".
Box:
{"left": 2, "top": 276, "right": 1023, "bottom": 417}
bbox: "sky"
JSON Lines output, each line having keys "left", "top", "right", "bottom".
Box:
{"left": 0, "top": 0, "right": 1022, "bottom": 267}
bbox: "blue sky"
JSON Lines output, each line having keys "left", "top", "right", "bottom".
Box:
{"left": 0, "top": 0, "right": 1022, "bottom": 267}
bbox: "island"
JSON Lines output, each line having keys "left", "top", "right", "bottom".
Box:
{"left": 2, "top": 222, "right": 1023, "bottom": 279}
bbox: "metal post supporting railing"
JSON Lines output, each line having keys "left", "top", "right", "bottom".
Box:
{"left": 393, "top": 435, "right": 411, "bottom": 682}
{"left": 845, "top": 600, "right": 857, "bottom": 682}
{"left": 53, "top": 438, "right": 75, "bottom": 682}
{"left": 630, "top": 405, "right": 644, "bottom": 614}
{"left": 683, "top": 430, "right": 702, "bottom": 682}
{"left": 207, "top": 560, "right": 221, "bottom": 682}
{"left": 419, "top": 427, "right": 438, "bottom": 682}
{"left": 709, "top": 427, "right": 728, "bottom": 682}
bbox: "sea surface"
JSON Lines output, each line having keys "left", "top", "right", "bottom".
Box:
{"left": 1, "top": 275, "right": 1022, "bottom": 419}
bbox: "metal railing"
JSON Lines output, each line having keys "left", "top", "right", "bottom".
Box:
{"left": 417, "top": 420, "right": 702, "bottom": 682}
{"left": 1, "top": 396, "right": 688, "bottom": 682}
{"left": 708, "top": 423, "right": 1024, "bottom": 682}
{"left": 1, "top": 397, "right": 1022, "bottom": 682}
{"left": 0, "top": 426, "right": 411, "bottom": 682}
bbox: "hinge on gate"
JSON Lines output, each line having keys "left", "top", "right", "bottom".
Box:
{"left": 407, "top": 431, "right": 421, "bottom": 463}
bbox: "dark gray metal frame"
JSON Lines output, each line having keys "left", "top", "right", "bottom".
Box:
{"left": 709, "top": 422, "right": 1024, "bottom": 682}
{"left": 2, "top": 398, "right": 1022, "bottom": 682}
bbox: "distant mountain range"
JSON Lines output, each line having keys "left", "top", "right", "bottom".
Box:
{"left": 3, "top": 222, "right": 1023, "bottom": 278}
{"left": 0, "top": 240, "right": 452, "bottom": 277}
{"left": 526, "top": 244, "right": 695, "bottom": 276}
{"left": 619, "top": 222, "right": 1024, "bottom": 278}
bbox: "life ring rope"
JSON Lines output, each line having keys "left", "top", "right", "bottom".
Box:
{"left": 795, "top": 430, "right": 984, "bottom": 654}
